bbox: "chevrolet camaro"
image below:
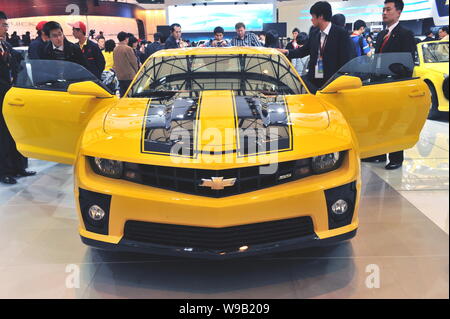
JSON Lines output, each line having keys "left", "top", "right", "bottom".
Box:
{"left": 4, "top": 47, "right": 429, "bottom": 258}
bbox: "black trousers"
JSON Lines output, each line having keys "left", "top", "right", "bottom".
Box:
{"left": 119, "top": 80, "right": 132, "bottom": 98}
{"left": 0, "top": 88, "right": 27, "bottom": 177}
{"left": 370, "top": 151, "right": 404, "bottom": 164}
{"left": 301, "top": 76, "right": 327, "bottom": 94}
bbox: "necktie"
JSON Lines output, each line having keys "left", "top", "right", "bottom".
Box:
{"left": 380, "top": 30, "right": 390, "bottom": 53}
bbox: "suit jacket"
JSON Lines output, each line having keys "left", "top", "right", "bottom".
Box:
{"left": 28, "top": 37, "right": 47, "bottom": 60}
{"left": 375, "top": 24, "right": 416, "bottom": 57}
{"left": 288, "top": 24, "right": 356, "bottom": 83}
{"left": 164, "top": 35, "right": 180, "bottom": 49}
{"left": 41, "top": 38, "right": 88, "bottom": 68}
{"left": 145, "top": 41, "right": 164, "bottom": 59}
{"left": 0, "top": 41, "right": 22, "bottom": 92}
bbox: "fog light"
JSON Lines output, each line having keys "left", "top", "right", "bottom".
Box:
{"left": 88, "top": 205, "right": 105, "bottom": 221}
{"left": 331, "top": 199, "right": 348, "bottom": 215}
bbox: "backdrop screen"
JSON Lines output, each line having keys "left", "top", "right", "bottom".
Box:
{"left": 167, "top": 4, "right": 274, "bottom": 32}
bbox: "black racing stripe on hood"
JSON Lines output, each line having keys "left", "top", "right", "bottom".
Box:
{"left": 232, "top": 94, "right": 293, "bottom": 157}
{"left": 140, "top": 93, "right": 202, "bottom": 158}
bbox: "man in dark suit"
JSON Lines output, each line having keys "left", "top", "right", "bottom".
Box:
{"left": 165, "top": 23, "right": 185, "bottom": 49}
{"left": 278, "top": 1, "right": 355, "bottom": 93}
{"left": 41, "top": 21, "right": 87, "bottom": 67}
{"left": 0, "top": 11, "right": 35, "bottom": 185}
{"left": 365, "top": 0, "right": 416, "bottom": 170}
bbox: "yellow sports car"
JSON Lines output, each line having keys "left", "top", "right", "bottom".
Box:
{"left": 3, "top": 48, "right": 429, "bottom": 258}
{"left": 414, "top": 40, "right": 449, "bottom": 119}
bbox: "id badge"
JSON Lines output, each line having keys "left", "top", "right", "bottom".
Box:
{"left": 318, "top": 59, "right": 324, "bottom": 74}
{"left": 315, "top": 58, "right": 324, "bottom": 79}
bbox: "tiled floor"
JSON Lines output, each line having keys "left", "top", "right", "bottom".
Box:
{"left": 0, "top": 119, "right": 448, "bottom": 299}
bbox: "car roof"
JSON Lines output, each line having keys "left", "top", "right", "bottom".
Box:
{"left": 151, "top": 46, "right": 283, "bottom": 58}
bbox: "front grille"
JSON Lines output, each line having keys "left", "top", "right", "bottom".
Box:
{"left": 121, "top": 159, "right": 313, "bottom": 197}
{"left": 123, "top": 217, "right": 315, "bottom": 251}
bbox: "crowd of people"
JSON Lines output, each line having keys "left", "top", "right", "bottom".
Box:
{"left": 1, "top": 0, "right": 450, "bottom": 184}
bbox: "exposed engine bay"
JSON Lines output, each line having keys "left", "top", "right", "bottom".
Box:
{"left": 142, "top": 91, "right": 292, "bottom": 157}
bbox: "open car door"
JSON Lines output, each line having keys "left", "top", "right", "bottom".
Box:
{"left": 317, "top": 52, "right": 430, "bottom": 159}
{"left": 3, "top": 60, "right": 116, "bottom": 165}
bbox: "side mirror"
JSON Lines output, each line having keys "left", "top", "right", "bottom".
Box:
{"left": 68, "top": 81, "right": 112, "bottom": 98}
{"left": 320, "top": 76, "right": 363, "bottom": 94}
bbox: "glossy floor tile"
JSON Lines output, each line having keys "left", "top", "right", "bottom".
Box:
{"left": 0, "top": 120, "right": 448, "bottom": 299}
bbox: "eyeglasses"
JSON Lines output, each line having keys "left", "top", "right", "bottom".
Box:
{"left": 50, "top": 32, "right": 64, "bottom": 38}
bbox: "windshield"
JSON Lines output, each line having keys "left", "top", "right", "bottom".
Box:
{"left": 326, "top": 52, "right": 415, "bottom": 86}
{"left": 129, "top": 54, "right": 306, "bottom": 97}
{"left": 421, "top": 42, "right": 449, "bottom": 63}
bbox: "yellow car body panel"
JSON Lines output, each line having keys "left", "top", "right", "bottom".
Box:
{"left": 414, "top": 40, "right": 449, "bottom": 112}
{"left": 317, "top": 78, "right": 430, "bottom": 159}
{"left": 3, "top": 82, "right": 118, "bottom": 164}
{"left": 2, "top": 48, "right": 430, "bottom": 258}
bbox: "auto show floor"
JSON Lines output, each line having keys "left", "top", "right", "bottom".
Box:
{"left": 0, "top": 119, "right": 448, "bottom": 299}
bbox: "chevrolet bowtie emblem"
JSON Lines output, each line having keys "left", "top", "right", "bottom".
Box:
{"left": 199, "top": 177, "right": 237, "bottom": 190}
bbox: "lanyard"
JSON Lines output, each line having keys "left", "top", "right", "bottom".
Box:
{"left": 319, "top": 34, "right": 328, "bottom": 59}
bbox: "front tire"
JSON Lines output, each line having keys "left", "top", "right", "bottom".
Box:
{"left": 426, "top": 82, "right": 441, "bottom": 120}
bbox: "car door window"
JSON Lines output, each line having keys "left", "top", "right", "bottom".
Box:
{"left": 326, "top": 52, "right": 415, "bottom": 87}
{"left": 14, "top": 59, "right": 99, "bottom": 92}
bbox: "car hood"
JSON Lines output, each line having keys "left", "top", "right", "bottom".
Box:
{"left": 82, "top": 91, "right": 350, "bottom": 167}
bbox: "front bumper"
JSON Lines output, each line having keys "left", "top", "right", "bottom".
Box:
{"left": 81, "top": 229, "right": 357, "bottom": 259}
{"left": 75, "top": 150, "right": 360, "bottom": 258}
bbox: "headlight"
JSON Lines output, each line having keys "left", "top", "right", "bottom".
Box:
{"left": 90, "top": 157, "right": 123, "bottom": 178}
{"left": 311, "top": 152, "right": 344, "bottom": 174}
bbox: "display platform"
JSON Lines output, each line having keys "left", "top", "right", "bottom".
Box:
{"left": 0, "top": 119, "right": 447, "bottom": 299}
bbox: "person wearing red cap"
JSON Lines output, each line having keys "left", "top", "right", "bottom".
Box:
{"left": 28, "top": 21, "right": 48, "bottom": 59}
{"left": 70, "top": 21, "right": 105, "bottom": 79}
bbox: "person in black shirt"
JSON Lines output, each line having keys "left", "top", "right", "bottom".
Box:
{"left": 28, "top": 21, "right": 49, "bottom": 60}
{"left": 70, "top": 21, "right": 105, "bottom": 79}
{"left": 41, "top": 21, "right": 87, "bottom": 67}
{"left": 206, "top": 27, "right": 230, "bottom": 47}
{"left": 0, "top": 11, "right": 35, "bottom": 185}
{"left": 8, "top": 31, "right": 20, "bottom": 47}
{"left": 331, "top": 14, "right": 346, "bottom": 28}
{"left": 264, "top": 30, "right": 281, "bottom": 48}
{"left": 22, "top": 32, "right": 31, "bottom": 46}
{"left": 145, "top": 32, "right": 164, "bottom": 58}
{"left": 422, "top": 30, "right": 435, "bottom": 42}
{"left": 165, "top": 23, "right": 185, "bottom": 49}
